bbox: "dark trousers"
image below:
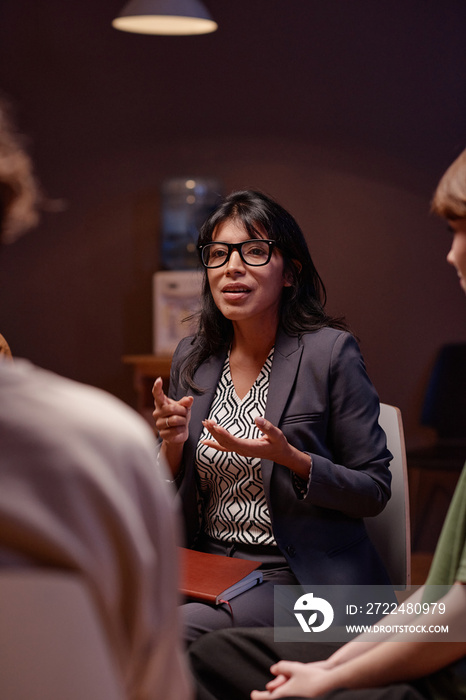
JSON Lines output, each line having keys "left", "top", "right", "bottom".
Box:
{"left": 183, "top": 537, "right": 298, "bottom": 644}
{"left": 189, "top": 626, "right": 428, "bottom": 700}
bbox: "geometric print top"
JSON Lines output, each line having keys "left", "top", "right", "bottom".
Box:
{"left": 195, "top": 348, "right": 277, "bottom": 546}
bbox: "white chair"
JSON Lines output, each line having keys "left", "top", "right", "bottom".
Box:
{"left": 0, "top": 570, "right": 125, "bottom": 700}
{"left": 365, "top": 403, "right": 411, "bottom": 589}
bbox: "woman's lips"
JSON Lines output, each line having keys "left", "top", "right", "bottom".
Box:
{"left": 221, "top": 285, "right": 251, "bottom": 300}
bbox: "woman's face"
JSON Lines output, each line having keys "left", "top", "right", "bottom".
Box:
{"left": 206, "top": 219, "right": 291, "bottom": 330}
{"left": 447, "top": 219, "right": 466, "bottom": 294}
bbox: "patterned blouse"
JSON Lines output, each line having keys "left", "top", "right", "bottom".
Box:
{"left": 196, "top": 349, "right": 276, "bottom": 546}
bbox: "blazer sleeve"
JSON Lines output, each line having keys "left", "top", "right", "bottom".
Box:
{"left": 296, "top": 332, "right": 392, "bottom": 518}
{"left": 167, "top": 338, "right": 188, "bottom": 401}
{"left": 163, "top": 337, "right": 192, "bottom": 486}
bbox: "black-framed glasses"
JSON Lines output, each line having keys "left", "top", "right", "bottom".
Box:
{"left": 199, "top": 239, "right": 277, "bottom": 268}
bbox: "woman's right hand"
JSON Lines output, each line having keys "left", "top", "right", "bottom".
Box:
{"left": 152, "top": 377, "right": 193, "bottom": 446}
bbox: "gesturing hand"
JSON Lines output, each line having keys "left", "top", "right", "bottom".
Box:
{"left": 201, "top": 417, "right": 311, "bottom": 480}
{"left": 152, "top": 377, "right": 193, "bottom": 445}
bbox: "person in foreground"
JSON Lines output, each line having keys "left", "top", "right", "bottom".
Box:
{"left": 189, "top": 148, "right": 466, "bottom": 700}
{"left": 0, "top": 99, "right": 192, "bottom": 700}
{"left": 153, "top": 189, "right": 393, "bottom": 644}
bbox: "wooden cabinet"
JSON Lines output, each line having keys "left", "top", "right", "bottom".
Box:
{"left": 123, "top": 355, "right": 172, "bottom": 426}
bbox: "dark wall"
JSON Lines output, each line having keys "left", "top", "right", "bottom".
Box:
{"left": 1, "top": 0, "right": 466, "bottom": 445}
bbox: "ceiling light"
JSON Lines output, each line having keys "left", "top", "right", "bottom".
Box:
{"left": 112, "top": 0, "right": 217, "bottom": 35}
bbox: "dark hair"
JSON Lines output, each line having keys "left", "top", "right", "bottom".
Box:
{"left": 182, "top": 189, "right": 348, "bottom": 391}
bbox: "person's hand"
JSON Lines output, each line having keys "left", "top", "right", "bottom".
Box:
{"left": 152, "top": 377, "right": 193, "bottom": 445}
{"left": 201, "top": 416, "right": 292, "bottom": 465}
{"left": 201, "top": 416, "right": 312, "bottom": 480}
{"left": 250, "top": 661, "right": 338, "bottom": 699}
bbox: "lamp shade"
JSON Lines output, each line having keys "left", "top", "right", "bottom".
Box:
{"left": 112, "top": 0, "right": 217, "bottom": 35}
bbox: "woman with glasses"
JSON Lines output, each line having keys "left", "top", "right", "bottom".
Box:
{"left": 152, "top": 189, "right": 392, "bottom": 643}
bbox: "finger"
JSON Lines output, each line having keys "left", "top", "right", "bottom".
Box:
{"left": 251, "top": 689, "right": 284, "bottom": 700}
{"left": 166, "top": 396, "right": 193, "bottom": 420}
{"left": 201, "top": 421, "right": 263, "bottom": 455}
{"left": 179, "top": 395, "right": 194, "bottom": 409}
{"left": 202, "top": 419, "right": 227, "bottom": 438}
{"left": 152, "top": 377, "right": 167, "bottom": 407}
{"left": 250, "top": 691, "right": 272, "bottom": 700}
{"left": 157, "top": 413, "right": 188, "bottom": 439}
{"left": 269, "top": 661, "right": 296, "bottom": 677}
{"left": 265, "top": 675, "right": 288, "bottom": 691}
{"left": 204, "top": 420, "right": 241, "bottom": 440}
{"left": 255, "top": 416, "right": 279, "bottom": 435}
{"left": 202, "top": 418, "right": 219, "bottom": 429}
{"left": 201, "top": 420, "right": 238, "bottom": 445}
{"left": 199, "top": 438, "right": 228, "bottom": 452}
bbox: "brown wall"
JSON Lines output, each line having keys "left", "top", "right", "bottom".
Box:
{"left": 1, "top": 0, "right": 466, "bottom": 447}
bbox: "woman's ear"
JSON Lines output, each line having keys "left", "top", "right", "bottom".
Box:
{"left": 283, "top": 259, "right": 302, "bottom": 287}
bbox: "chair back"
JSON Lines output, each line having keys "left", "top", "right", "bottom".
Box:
{"left": 0, "top": 570, "right": 125, "bottom": 700}
{"left": 365, "top": 403, "right": 411, "bottom": 589}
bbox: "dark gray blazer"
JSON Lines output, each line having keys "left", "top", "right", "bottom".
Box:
{"left": 169, "top": 326, "right": 393, "bottom": 586}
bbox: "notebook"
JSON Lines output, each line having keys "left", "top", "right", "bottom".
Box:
{"left": 179, "top": 547, "right": 263, "bottom": 605}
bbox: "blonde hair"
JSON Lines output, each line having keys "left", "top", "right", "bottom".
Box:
{"left": 0, "top": 98, "right": 41, "bottom": 243}
{"left": 431, "top": 147, "right": 466, "bottom": 220}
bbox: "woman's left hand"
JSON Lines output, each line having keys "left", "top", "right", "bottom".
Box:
{"left": 201, "top": 417, "right": 311, "bottom": 480}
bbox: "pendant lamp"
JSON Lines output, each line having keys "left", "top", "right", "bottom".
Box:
{"left": 112, "top": 0, "right": 217, "bottom": 35}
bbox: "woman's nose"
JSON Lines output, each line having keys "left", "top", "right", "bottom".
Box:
{"left": 226, "top": 249, "right": 245, "bottom": 272}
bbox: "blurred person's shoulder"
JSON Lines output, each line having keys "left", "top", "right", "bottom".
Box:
{"left": 0, "top": 357, "right": 171, "bottom": 486}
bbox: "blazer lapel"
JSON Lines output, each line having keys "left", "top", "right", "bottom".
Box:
{"left": 188, "top": 350, "right": 227, "bottom": 454}
{"left": 262, "top": 329, "right": 303, "bottom": 492}
{"left": 265, "top": 329, "right": 303, "bottom": 425}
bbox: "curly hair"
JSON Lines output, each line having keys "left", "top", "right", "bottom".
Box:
{"left": 0, "top": 97, "right": 41, "bottom": 244}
